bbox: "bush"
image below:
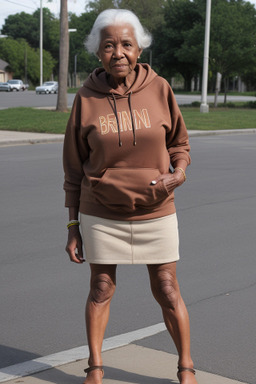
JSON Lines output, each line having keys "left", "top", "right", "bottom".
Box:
{"left": 244, "top": 101, "right": 256, "bottom": 109}
{"left": 191, "top": 101, "right": 201, "bottom": 107}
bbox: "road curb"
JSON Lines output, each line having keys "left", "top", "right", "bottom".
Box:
{"left": 0, "top": 129, "right": 255, "bottom": 147}
{"left": 188, "top": 128, "right": 256, "bottom": 137}
{"left": 0, "top": 132, "right": 64, "bottom": 147}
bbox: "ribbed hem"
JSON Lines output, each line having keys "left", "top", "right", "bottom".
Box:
{"left": 79, "top": 200, "right": 176, "bottom": 221}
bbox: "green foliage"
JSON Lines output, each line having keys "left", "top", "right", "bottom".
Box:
{"left": 244, "top": 101, "right": 256, "bottom": 109}
{"left": 33, "top": 8, "right": 60, "bottom": 63}
{"left": 209, "top": 0, "right": 256, "bottom": 80}
{"left": 2, "top": 8, "right": 60, "bottom": 74}
{"left": 1, "top": 12, "right": 38, "bottom": 45}
{"left": 87, "top": 0, "right": 118, "bottom": 13}
{"left": 69, "top": 11, "right": 99, "bottom": 73}
{"left": 0, "top": 37, "right": 56, "bottom": 84}
{"left": 118, "top": 0, "right": 165, "bottom": 32}
{"left": 152, "top": 0, "right": 204, "bottom": 89}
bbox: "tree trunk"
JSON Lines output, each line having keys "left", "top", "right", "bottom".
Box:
{"left": 224, "top": 78, "right": 228, "bottom": 104}
{"left": 56, "top": 0, "right": 69, "bottom": 112}
{"left": 214, "top": 72, "right": 222, "bottom": 107}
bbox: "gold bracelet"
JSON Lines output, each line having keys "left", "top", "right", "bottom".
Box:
{"left": 67, "top": 220, "right": 80, "bottom": 229}
{"left": 175, "top": 167, "right": 186, "bottom": 181}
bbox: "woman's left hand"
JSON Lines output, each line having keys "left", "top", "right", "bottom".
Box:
{"left": 151, "top": 169, "right": 185, "bottom": 194}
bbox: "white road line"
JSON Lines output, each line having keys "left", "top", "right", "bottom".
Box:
{"left": 0, "top": 322, "right": 166, "bottom": 383}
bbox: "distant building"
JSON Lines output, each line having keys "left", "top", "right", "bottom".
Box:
{"left": 0, "top": 59, "right": 11, "bottom": 82}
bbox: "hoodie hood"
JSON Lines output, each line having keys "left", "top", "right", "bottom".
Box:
{"left": 83, "top": 63, "right": 158, "bottom": 96}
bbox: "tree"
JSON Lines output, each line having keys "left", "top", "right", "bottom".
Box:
{"left": 152, "top": 0, "right": 204, "bottom": 89}
{"left": 33, "top": 8, "right": 60, "bottom": 65}
{"left": 209, "top": 0, "right": 256, "bottom": 99}
{"left": 87, "top": 0, "right": 117, "bottom": 13}
{"left": 2, "top": 8, "right": 60, "bottom": 75}
{"left": 0, "top": 37, "right": 55, "bottom": 83}
{"left": 1, "top": 12, "right": 38, "bottom": 45}
{"left": 68, "top": 11, "right": 98, "bottom": 76}
{"left": 241, "top": 66, "right": 256, "bottom": 91}
{"left": 56, "top": 0, "right": 69, "bottom": 112}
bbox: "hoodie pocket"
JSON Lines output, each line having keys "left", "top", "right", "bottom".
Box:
{"left": 92, "top": 168, "right": 169, "bottom": 213}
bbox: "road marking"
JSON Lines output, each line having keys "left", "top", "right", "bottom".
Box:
{"left": 0, "top": 322, "right": 166, "bottom": 383}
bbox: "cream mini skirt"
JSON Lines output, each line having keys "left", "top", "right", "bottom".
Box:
{"left": 80, "top": 213, "right": 179, "bottom": 265}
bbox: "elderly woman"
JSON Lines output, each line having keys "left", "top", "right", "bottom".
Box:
{"left": 63, "top": 8, "right": 197, "bottom": 384}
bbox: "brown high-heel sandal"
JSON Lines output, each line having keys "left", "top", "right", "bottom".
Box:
{"left": 84, "top": 365, "right": 104, "bottom": 376}
{"left": 177, "top": 366, "right": 196, "bottom": 381}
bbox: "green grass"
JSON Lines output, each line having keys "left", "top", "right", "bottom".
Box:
{"left": 180, "top": 107, "right": 256, "bottom": 130}
{"left": 0, "top": 107, "right": 70, "bottom": 134}
{"left": 0, "top": 106, "right": 255, "bottom": 134}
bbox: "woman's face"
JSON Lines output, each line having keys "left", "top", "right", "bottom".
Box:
{"left": 97, "top": 24, "right": 142, "bottom": 84}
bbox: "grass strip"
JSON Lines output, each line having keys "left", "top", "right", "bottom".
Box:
{"left": 0, "top": 107, "right": 255, "bottom": 134}
{"left": 181, "top": 107, "right": 256, "bottom": 130}
{"left": 0, "top": 107, "right": 70, "bottom": 134}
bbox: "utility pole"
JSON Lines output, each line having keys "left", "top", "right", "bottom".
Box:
{"left": 200, "top": 0, "right": 212, "bottom": 113}
{"left": 40, "top": 0, "right": 43, "bottom": 85}
{"left": 24, "top": 45, "right": 28, "bottom": 84}
{"left": 74, "top": 54, "right": 78, "bottom": 88}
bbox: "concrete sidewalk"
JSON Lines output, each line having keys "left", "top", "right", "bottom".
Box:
{"left": 0, "top": 130, "right": 64, "bottom": 147}
{"left": 0, "top": 129, "right": 256, "bottom": 147}
{"left": 0, "top": 344, "right": 248, "bottom": 384}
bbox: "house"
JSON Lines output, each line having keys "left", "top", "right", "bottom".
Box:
{"left": 0, "top": 59, "right": 11, "bottom": 82}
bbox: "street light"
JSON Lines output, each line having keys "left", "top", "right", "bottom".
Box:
{"left": 200, "top": 0, "right": 212, "bottom": 113}
{"left": 40, "top": 0, "right": 43, "bottom": 85}
{"left": 74, "top": 53, "right": 78, "bottom": 88}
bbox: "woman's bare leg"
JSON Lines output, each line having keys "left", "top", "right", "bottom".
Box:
{"left": 147, "top": 262, "right": 197, "bottom": 384}
{"left": 84, "top": 264, "right": 117, "bottom": 384}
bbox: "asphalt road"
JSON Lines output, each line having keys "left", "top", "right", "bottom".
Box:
{"left": 0, "top": 134, "right": 256, "bottom": 383}
{"left": 0, "top": 90, "right": 256, "bottom": 109}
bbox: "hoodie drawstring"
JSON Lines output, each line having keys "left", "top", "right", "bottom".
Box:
{"left": 111, "top": 93, "right": 122, "bottom": 147}
{"left": 108, "top": 93, "right": 136, "bottom": 147}
{"left": 128, "top": 92, "right": 136, "bottom": 146}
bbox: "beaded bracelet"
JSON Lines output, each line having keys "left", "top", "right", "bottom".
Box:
{"left": 67, "top": 220, "right": 80, "bottom": 229}
{"left": 175, "top": 167, "right": 187, "bottom": 181}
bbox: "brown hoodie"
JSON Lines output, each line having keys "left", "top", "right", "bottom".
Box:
{"left": 63, "top": 64, "right": 190, "bottom": 221}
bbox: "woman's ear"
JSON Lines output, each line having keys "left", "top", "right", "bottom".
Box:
{"left": 138, "top": 49, "right": 143, "bottom": 59}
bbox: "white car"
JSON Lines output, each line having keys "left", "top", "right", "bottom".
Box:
{"left": 0, "top": 82, "right": 11, "bottom": 92}
{"left": 36, "top": 81, "right": 58, "bottom": 94}
{"left": 7, "top": 79, "right": 26, "bottom": 91}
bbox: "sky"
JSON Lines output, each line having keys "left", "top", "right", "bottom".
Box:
{"left": 1, "top": 0, "right": 256, "bottom": 31}
{"left": 0, "top": 0, "right": 89, "bottom": 30}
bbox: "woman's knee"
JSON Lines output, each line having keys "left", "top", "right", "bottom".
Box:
{"left": 148, "top": 264, "right": 180, "bottom": 310}
{"left": 90, "top": 265, "right": 116, "bottom": 304}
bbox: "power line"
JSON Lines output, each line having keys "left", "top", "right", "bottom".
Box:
{"left": 2, "top": 0, "right": 36, "bottom": 10}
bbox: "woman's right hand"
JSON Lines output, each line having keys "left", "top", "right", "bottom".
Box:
{"left": 65, "top": 226, "right": 85, "bottom": 264}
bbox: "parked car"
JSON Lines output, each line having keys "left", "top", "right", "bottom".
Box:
{"left": 0, "top": 82, "right": 11, "bottom": 92}
{"left": 7, "top": 79, "right": 27, "bottom": 91}
{"left": 35, "top": 81, "right": 58, "bottom": 94}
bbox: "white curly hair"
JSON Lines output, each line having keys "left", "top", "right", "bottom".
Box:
{"left": 85, "top": 9, "right": 152, "bottom": 55}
